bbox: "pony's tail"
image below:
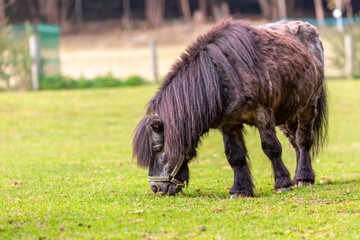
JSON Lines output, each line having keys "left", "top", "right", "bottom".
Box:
{"left": 312, "top": 85, "right": 328, "bottom": 157}
{"left": 132, "top": 115, "right": 153, "bottom": 168}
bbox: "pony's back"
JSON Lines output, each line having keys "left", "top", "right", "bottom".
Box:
{"left": 264, "top": 21, "right": 324, "bottom": 81}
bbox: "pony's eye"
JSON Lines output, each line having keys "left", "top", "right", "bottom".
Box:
{"left": 151, "top": 122, "right": 163, "bottom": 132}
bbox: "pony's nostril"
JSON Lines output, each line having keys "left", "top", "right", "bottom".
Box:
{"left": 154, "top": 146, "right": 162, "bottom": 152}
{"left": 151, "top": 184, "right": 159, "bottom": 193}
{"left": 153, "top": 144, "right": 163, "bottom": 153}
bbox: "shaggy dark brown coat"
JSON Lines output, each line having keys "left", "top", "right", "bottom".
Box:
{"left": 133, "top": 19, "right": 327, "bottom": 197}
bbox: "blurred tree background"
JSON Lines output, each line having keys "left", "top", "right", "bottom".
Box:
{"left": 1, "top": 0, "right": 359, "bottom": 91}
{"left": 1, "top": 0, "right": 359, "bottom": 30}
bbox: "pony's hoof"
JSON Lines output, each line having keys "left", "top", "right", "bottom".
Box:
{"left": 278, "top": 187, "right": 293, "bottom": 192}
{"left": 230, "top": 193, "right": 248, "bottom": 199}
{"left": 297, "top": 181, "right": 312, "bottom": 187}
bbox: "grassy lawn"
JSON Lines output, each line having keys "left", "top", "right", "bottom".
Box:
{"left": 0, "top": 80, "right": 359, "bottom": 239}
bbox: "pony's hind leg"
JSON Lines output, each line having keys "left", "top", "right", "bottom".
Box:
{"left": 293, "top": 103, "right": 317, "bottom": 186}
{"left": 220, "top": 124, "right": 254, "bottom": 198}
{"left": 257, "top": 109, "right": 294, "bottom": 191}
{"left": 280, "top": 121, "right": 303, "bottom": 185}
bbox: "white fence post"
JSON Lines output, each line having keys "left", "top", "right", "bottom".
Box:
{"left": 150, "top": 39, "right": 159, "bottom": 83}
{"left": 344, "top": 34, "right": 353, "bottom": 79}
{"left": 29, "top": 35, "right": 40, "bottom": 90}
{"left": 277, "top": 0, "right": 287, "bottom": 19}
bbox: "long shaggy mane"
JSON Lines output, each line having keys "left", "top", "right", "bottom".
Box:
{"left": 133, "top": 19, "right": 261, "bottom": 168}
{"left": 132, "top": 115, "right": 153, "bottom": 168}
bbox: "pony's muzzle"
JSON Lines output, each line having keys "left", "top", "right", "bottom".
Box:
{"left": 149, "top": 182, "right": 181, "bottom": 196}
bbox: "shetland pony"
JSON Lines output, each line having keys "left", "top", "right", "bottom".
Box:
{"left": 133, "top": 19, "right": 327, "bottom": 197}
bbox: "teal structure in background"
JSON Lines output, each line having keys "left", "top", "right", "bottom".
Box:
{"left": 37, "top": 24, "right": 61, "bottom": 77}
{"left": 10, "top": 23, "right": 60, "bottom": 78}
{"left": 284, "top": 17, "right": 360, "bottom": 26}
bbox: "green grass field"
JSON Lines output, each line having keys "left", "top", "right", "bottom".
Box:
{"left": 0, "top": 80, "right": 359, "bottom": 239}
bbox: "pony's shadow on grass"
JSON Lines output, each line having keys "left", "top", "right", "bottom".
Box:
{"left": 179, "top": 191, "right": 229, "bottom": 199}
{"left": 148, "top": 178, "right": 360, "bottom": 199}
{"left": 255, "top": 178, "right": 360, "bottom": 198}
{"left": 142, "top": 190, "right": 230, "bottom": 199}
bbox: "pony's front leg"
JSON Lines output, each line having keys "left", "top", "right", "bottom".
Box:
{"left": 220, "top": 125, "right": 254, "bottom": 198}
{"left": 258, "top": 121, "right": 294, "bottom": 191}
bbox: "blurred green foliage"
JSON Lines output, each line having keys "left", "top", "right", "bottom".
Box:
{"left": 328, "top": 24, "right": 360, "bottom": 78}
{"left": 39, "top": 73, "right": 148, "bottom": 90}
{"left": 0, "top": 23, "right": 32, "bottom": 91}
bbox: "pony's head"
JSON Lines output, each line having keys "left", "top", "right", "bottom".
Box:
{"left": 132, "top": 114, "right": 189, "bottom": 196}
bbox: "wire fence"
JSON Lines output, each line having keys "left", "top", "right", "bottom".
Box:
{"left": 1, "top": 18, "right": 358, "bottom": 92}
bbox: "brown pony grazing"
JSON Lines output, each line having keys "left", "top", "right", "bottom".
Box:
{"left": 133, "top": 19, "right": 328, "bottom": 197}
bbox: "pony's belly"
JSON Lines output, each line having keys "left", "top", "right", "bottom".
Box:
{"left": 274, "top": 109, "right": 299, "bottom": 125}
